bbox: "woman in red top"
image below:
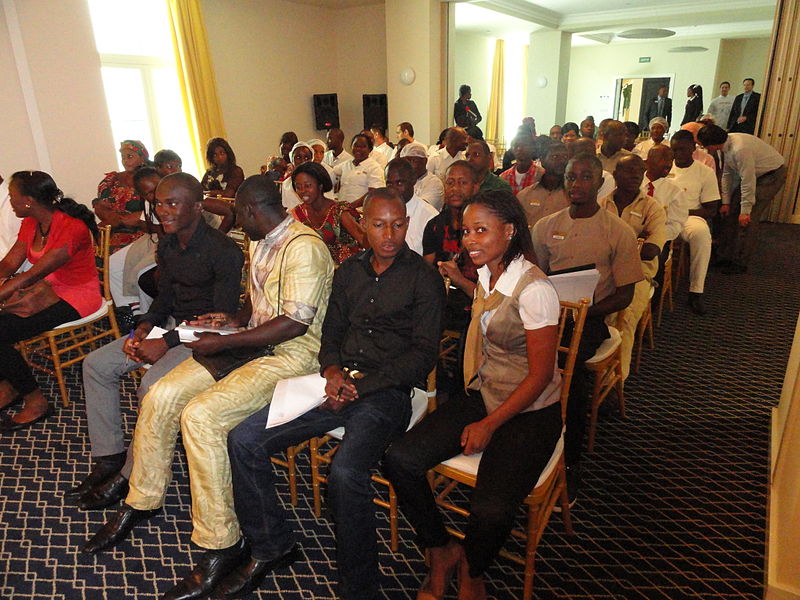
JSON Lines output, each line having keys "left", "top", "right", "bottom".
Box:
{"left": 289, "top": 161, "right": 366, "bottom": 264}
{"left": 0, "top": 171, "right": 102, "bottom": 431}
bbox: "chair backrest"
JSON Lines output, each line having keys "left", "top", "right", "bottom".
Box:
{"left": 95, "top": 225, "right": 112, "bottom": 301}
{"left": 556, "top": 298, "right": 590, "bottom": 420}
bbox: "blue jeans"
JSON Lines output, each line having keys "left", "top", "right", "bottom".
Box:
{"left": 227, "top": 386, "right": 412, "bottom": 600}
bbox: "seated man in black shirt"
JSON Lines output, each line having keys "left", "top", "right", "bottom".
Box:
{"left": 213, "top": 188, "right": 443, "bottom": 600}
{"left": 70, "top": 172, "right": 243, "bottom": 509}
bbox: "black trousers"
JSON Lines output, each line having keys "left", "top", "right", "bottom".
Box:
{"left": 0, "top": 300, "right": 79, "bottom": 395}
{"left": 384, "top": 389, "right": 561, "bottom": 577}
{"left": 563, "top": 314, "right": 609, "bottom": 467}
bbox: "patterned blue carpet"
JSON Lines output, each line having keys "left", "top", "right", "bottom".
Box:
{"left": 1, "top": 223, "right": 796, "bottom": 599}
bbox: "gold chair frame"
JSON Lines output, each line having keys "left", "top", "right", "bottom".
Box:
{"left": 427, "top": 298, "right": 590, "bottom": 600}
{"left": 17, "top": 226, "right": 120, "bottom": 406}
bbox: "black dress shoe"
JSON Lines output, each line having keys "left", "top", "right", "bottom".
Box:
{"left": 0, "top": 406, "right": 54, "bottom": 433}
{"left": 210, "top": 546, "right": 300, "bottom": 599}
{"left": 161, "top": 539, "right": 248, "bottom": 600}
{"left": 77, "top": 473, "right": 129, "bottom": 510}
{"left": 688, "top": 293, "right": 707, "bottom": 316}
{"left": 82, "top": 503, "right": 160, "bottom": 554}
{"left": 65, "top": 451, "right": 126, "bottom": 503}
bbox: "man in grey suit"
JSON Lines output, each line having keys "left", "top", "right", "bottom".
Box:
{"left": 643, "top": 86, "right": 672, "bottom": 130}
{"left": 727, "top": 78, "right": 761, "bottom": 134}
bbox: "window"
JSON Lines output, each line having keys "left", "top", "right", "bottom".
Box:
{"left": 88, "top": 0, "right": 198, "bottom": 175}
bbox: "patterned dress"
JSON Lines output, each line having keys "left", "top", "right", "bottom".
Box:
{"left": 290, "top": 202, "right": 363, "bottom": 265}
{"left": 94, "top": 172, "right": 144, "bottom": 252}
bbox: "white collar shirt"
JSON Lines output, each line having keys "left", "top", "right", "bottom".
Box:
{"left": 720, "top": 133, "right": 785, "bottom": 214}
{"left": 669, "top": 161, "right": 720, "bottom": 211}
{"left": 333, "top": 157, "right": 385, "bottom": 205}
{"left": 642, "top": 176, "right": 689, "bottom": 240}
{"left": 405, "top": 195, "right": 438, "bottom": 255}
{"left": 324, "top": 149, "right": 353, "bottom": 168}
{"left": 427, "top": 147, "right": 465, "bottom": 180}
{"left": 414, "top": 171, "right": 445, "bottom": 211}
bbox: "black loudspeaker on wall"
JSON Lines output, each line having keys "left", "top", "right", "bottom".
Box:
{"left": 363, "top": 94, "right": 388, "bottom": 130}
{"left": 313, "top": 94, "right": 340, "bottom": 130}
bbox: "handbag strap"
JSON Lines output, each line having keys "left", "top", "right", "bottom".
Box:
{"left": 276, "top": 232, "right": 319, "bottom": 318}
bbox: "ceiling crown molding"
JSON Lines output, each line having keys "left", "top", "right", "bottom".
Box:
{"left": 473, "top": 0, "right": 561, "bottom": 29}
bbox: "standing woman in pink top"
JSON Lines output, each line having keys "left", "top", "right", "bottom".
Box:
{"left": 0, "top": 171, "right": 102, "bottom": 431}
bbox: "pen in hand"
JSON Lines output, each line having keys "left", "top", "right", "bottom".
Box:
{"left": 123, "top": 329, "right": 135, "bottom": 368}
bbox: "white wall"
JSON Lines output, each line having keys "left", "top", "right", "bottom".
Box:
{"left": 715, "top": 37, "right": 771, "bottom": 94}
{"left": 200, "top": 0, "right": 388, "bottom": 177}
{"left": 0, "top": 0, "right": 115, "bottom": 205}
{"left": 565, "top": 37, "right": 722, "bottom": 127}
{"left": 201, "top": 0, "right": 338, "bottom": 176}
{"left": 453, "top": 31, "right": 494, "bottom": 130}
{"left": 385, "top": 0, "right": 445, "bottom": 147}
{"left": 334, "top": 3, "right": 387, "bottom": 140}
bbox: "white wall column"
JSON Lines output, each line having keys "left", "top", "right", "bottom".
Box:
{"left": 526, "top": 30, "right": 572, "bottom": 129}
{"left": 385, "top": 0, "right": 446, "bottom": 146}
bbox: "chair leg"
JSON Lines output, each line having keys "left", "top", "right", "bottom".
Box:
{"left": 287, "top": 446, "right": 298, "bottom": 506}
{"left": 388, "top": 481, "right": 399, "bottom": 552}
{"left": 587, "top": 374, "right": 602, "bottom": 452}
{"left": 616, "top": 362, "right": 626, "bottom": 419}
{"left": 647, "top": 314, "right": 655, "bottom": 349}
{"left": 48, "top": 335, "right": 69, "bottom": 407}
{"left": 310, "top": 438, "right": 323, "bottom": 518}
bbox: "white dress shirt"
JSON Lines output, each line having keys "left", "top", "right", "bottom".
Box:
{"left": 427, "top": 147, "right": 465, "bottom": 180}
{"left": 324, "top": 149, "right": 353, "bottom": 169}
{"left": 372, "top": 142, "right": 394, "bottom": 167}
{"left": 720, "top": 133, "right": 785, "bottom": 214}
{"left": 404, "top": 195, "right": 438, "bottom": 255}
{"left": 414, "top": 172, "right": 445, "bottom": 211}
{"left": 632, "top": 138, "right": 667, "bottom": 160}
{"left": 333, "top": 157, "right": 385, "bottom": 205}
{"left": 642, "top": 176, "right": 689, "bottom": 240}
{"left": 669, "top": 161, "right": 720, "bottom": 211}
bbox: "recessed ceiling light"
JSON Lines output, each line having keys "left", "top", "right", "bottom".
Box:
{"left": 618, "top": 28, "right": 676, "bottom": 39}
{"left": 668, "top": 46, "right": 709, "bottom": 53}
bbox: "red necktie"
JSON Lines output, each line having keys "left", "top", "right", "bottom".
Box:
{"left": 647, "top": 182, "right": 655, "bottom": 197}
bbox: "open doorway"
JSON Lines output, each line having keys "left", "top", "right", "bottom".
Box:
{"left": 614, "top": 76, "right": 672, "bottom": 130}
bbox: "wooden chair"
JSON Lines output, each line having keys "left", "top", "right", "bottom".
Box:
{"left": 270, "top": 441, "right": 310, "bottom": 506}
{"left": 634, "top": 284, "right": 656, "bottom": 374}
{"left": 427, "top": 298, "right": 590, "bottom": 600}
{"left": 309, "top": 369, "right": 437, "bottom": 552}
{"left": 671, "top": 236, "right": 688, "bottom": 285}
{"left": 657, "top": 248, "right": 673, "bottom": 326}
{"left": 584, "top": 312, "right": 625, "bottom": 452}
{"left": 17, "top": 226, "right": 120, "bottom": 406}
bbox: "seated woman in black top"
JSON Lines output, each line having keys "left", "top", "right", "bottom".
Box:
{"left": 201, "top": 137, "right": 245, "bottom": 198}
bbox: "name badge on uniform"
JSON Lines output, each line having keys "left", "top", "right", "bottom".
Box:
{"left": 552, "top": 232, "right": 565, "bottom": 240}
{"left": 631, "top": 211, "right": 642, "bottom": 217}
{"left": 529, "top": 201, "right": 541, "bottom": 207}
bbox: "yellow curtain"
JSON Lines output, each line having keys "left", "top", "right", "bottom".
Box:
{"left": 166, "top": 0, "right": 226, "bottom": 175}
{"left": 486, "top": 39, "right": 505, "bottom": 151}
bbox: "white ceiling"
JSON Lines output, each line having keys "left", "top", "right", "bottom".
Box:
{"left": 455, "top": 0, "right": 776, "bottom": 45}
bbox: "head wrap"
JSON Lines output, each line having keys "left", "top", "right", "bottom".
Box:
{"left": 120, "top": 140, "right": 149, "bottom": 161}
{"left": 648, "top": 117, "right": 668, "bottom": 131}
{"left": 400, "top": 142, "right": 428, "bottom": 159}
{"left": 307, "top": 138, "right": 327, "bottom": 151}
{"left": 290, "top": 142, "right": 315, "bottom": 164}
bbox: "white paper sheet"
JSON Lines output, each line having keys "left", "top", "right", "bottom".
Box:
{"left": 266, "top": 373, "right": 328, "bottom": 429}
{"left": 549, "top": 269, "right": 600, "bottom": 305}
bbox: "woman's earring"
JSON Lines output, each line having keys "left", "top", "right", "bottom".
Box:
{"left": 24, "top": 204, "right": 31, "bottom": 208}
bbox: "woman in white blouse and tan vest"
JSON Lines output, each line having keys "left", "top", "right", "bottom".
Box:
{"left": 385, "top": 189, "right": 562, "bottom": 600}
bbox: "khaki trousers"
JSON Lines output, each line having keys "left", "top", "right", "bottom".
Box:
{"left": 608, "top": 278, "right": 652, "bottom": 381}
{"left": 126, "top": 350, "right": 317, "bottom": 549}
